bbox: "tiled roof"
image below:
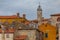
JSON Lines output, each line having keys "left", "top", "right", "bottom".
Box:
{"left": 30, "top": 19, "right": 38, "bottom": 23}
{"left": 5, "top": 28, "right": 15, "bottom": 33}
{"left": 42, "top": 19, "right": 49, "bottom": 21}
{"left": 0, "top": 28, "right": 14, "bottom": 33}
{"left": 0, "top": 15, "right": 22, "bottom": 19}
{"left": 14, "top": 35, "right": 27, "bottom": 39}
{"left": 51, "top": 13, "right": 60, "bottom": 16}
{"left": 32, "top": 20, "right": 38, "bottom": 23}
{"left": 25, "top": 21, "right": 30, "bottom": 25}
{"left": 16, "top": 22, "right": 37, "bottom": 30}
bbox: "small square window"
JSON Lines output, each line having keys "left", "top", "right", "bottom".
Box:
{"left": 45, "top": 33, "right": 48, "bottom": 38}
{"left": 56, "top": 36, "right": 59, "bottom": 40}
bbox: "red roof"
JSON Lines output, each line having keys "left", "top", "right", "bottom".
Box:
{"left": 5, "top": 28, "right": 15, "bottom": 33}
{"left": 30, "top": 19, "right": 38, "bottom": 23}
{"left": 57, "top": 17, "right": 60, "bottom": 19}
{"left": 51, "top": 13, "right": 60, "bottom": 16}
{"left": 0, "top": 28, "right": 14, "bottom": 33}
{"left": 0, "top": 29, "right": 2, "bottom": 33}
{"left": 25, "top": 21, "right": 30, "bottom": 25}
{"left": 0, "top": 15, "right": 22, "bottom": 19}
{"left": 14, "top": 35, "right": 27, "bottom": 40}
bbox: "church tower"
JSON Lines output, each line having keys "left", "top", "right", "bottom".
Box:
{"left": 37, "top": 4, "right": 42, "bottom": 25}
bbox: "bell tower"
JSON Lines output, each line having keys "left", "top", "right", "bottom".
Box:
{"left": 37, "top": 3, "right": 42, "bottom": 25}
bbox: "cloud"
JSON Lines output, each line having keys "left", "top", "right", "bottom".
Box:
{"left": 0, "top": 0, "right": 60, "bottom": 20}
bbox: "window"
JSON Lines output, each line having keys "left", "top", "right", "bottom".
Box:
{"left": 56, "top": 29, "right": 58, "bottom": 34}
{"left": 57, "top": 17, "right": 60, "bottom": 22}
{"left": 45, "top": 33, "right": 48, "bottom": 38}
{"left": 56, "top": 36, "right": 59, "bottom": 40}
{"left": 6, "top": 34, "right": 9, "bottom": 38}
{"left": 0, "top": 25, "right": 1, "bottom": 28}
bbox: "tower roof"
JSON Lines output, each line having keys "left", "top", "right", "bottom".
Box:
{"left": 37, "top": 4, "right": 42, "bottom": 11}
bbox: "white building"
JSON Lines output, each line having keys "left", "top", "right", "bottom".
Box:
{"left": 0, "top": 28, "right": 14, "bottom": 40}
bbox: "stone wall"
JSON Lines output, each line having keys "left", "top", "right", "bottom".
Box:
{"left": 16, "top": 30, "right": 39, "bottom": 40}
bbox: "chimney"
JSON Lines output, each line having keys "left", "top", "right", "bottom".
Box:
{"left": 17, "top": 13, "right": 20, "bottom": 17}
{"left": 23, "top": 14, "right": 26, "bottom": 18}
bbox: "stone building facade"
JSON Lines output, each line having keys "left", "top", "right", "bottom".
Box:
{"left": 50, "top": 14, "right": 60, "bottom": 40}
{"left": 0, "top": 20, "right": 43, "bottom": 40}
{"left": 14, "top": 21, "right": 42, "bottom": 40}
{"left": 0, "top": 25, "right": 14, "bottom": 40}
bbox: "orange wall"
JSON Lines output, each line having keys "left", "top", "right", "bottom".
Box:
{"left": 39, "top": 24, "right": 56, "bottom": 40}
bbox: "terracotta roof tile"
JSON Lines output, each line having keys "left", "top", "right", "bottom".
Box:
{"left": 5, "top": 28, "right": 15, "bottom": 33}
{"left": 14, "top": 35, "right": 27, "bottom": 39}
{"left": 25, "top": 21, "right": 30, "bottom": 25}
{"left": 31, "top": 20, "right": 38, "bottom": 23}
{"left": 0, "top": 29, "right": 2, "bottom": 33}
{"left": 0, "top": 28, "right": 14, "bottom": 33}
{"left": 42, "top": 19, "right": 49, "bottom": 21}
{"left": 0, "top": 15, "right": 23, "bottom": 19}
{"left": 51, "top": 13, "right": 60, "bottom": 16}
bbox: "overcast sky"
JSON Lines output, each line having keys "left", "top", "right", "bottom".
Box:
{"left": 0, "top": 0, "right": 60, "bottom": 20}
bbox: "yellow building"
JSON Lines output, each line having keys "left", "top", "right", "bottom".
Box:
{"left": 0, "top": 13, "right": 27, "bottom": 24}
{"left": 38, "top": 23, "right": 56, "bottom": 40}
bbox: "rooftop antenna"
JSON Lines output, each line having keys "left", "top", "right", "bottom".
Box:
{"left": 38, "top": 2, "right": 40, "bottom": 8}
{"left": 39, "top": 2, "right": 40, "bottom": 5}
